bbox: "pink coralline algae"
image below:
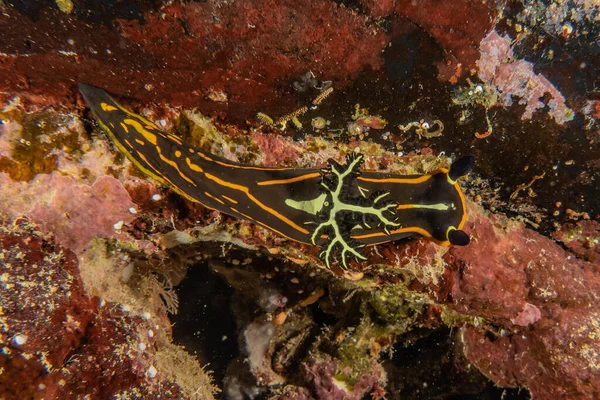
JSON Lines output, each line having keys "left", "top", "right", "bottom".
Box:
{"left": 302, "top": 355, "right": 385, "bottom": 400}
{"left": 0, "top": 172, "right": 137, "bottom": 253}
{"left": 0, "top": 220, "right": 211, "bottom": 399}
{"left": 477, "top": 30, "right": 574, "bottom": 124}
{"left": 448, "top": 210, "right": 600, "bottom": 398}
{"left": 251, "top": 133, "right": 301, "bottom": 167}
{"left": 552, "top": 219, "right": 600, "bottom": 263}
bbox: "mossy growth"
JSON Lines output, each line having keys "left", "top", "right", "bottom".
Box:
{"left": 173, "top": 111, "right": 261, "bottom": 165}
{"left": 328, "top": 279, "right": 434, "bottom": 389}
{"left": 0, "top": 110, "right": 84, "bottom": 181}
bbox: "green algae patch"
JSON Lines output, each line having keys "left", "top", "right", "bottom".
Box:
{"left": 325, "top": 278, "right": 434, "bottom": 389}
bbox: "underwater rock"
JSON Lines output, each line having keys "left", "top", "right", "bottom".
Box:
{"left": 449, "top": 210, "right": 600, "bottom": 398}
{"left": 0, "top": 219, "right": 215, "bottom": 399}
{"left": 358, "top": 0, "right": 395, "bottom": 18}
{"left": 395, "top": 0, "right": 497, "bottom": 81}
{"left": 0, "top": 0, "right": 387, "bottom": 120}
{"left": 552, "top": 219, "right": 600, "bottom": 263}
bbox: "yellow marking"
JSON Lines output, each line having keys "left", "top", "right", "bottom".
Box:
{"left": 185, "top": 157, "right": 203, "bottom": 172}
{"left": 188, "top": 148, "right": 195, "bottom": 153}
{"left": 204, "top": 173, "right": 309, "bottom": 235}
{"left": 101, "top": 102, "right": 118, "bottom": 112}
{"left": 124, "top": 119, "right": 157, "bottom": 145}
{"left": 145, "top": 125, "right": 155, "bottom": 130}
{"left": 230, "top": 207, "right": 239, "bottom": 213}
{"left": 352, "top": 227, "right": 450, "bottom": 247}
{"left": 175, "top": 150, "right": 182, "bottom": 158}
{"left": 111, "top": 99, "right": 160, "bottom": 130}
{"left": 222, "top": 195, "right": 238, "bottom": 204}
{"left": 195, "top": 151, "right": 214, "bottom": 162}
{"left": 135, "top": 139, "right": 145, "bottom": 146}
{"left": 130, "top": 149, "right": 209, "bottom": 207}
{"left": 195, "top": 150, "right": 296, "bottom": 171}
{"left": 156, "top": 146, "right": 196, "bottom": 186}
{"left": 109, "top": 122, "right": 115, "bottom": 129}
{"left": 357, "top": 168, "right": 449, "bottom": 184}
{"left": 456, "top": 182, "right": 467, "bottom": 231}
{"left": 358, "top": 174, "right": 432, "bottom": 184}
{"left": 91, "top": 103, "right": 203, "bottom": 207}
{"left": 124, "top": 139, "right": 134, "bottom": 148}
{"left": 396, "top": 203, "right": 449, "bottom": 211}
{"left": 120, "top": 122, "right": 129, "bottom": 133}
{"left": 168, "top": 134, "right": 183, "bottom": 145}
{"left": 134, "top": 150, "right": 177, "bottom": 190}
{"left": 257, "top": 172, "right": 321, "bottom": 186}
{"left": 204, "top": 191, "right": 226, "bottom": 205}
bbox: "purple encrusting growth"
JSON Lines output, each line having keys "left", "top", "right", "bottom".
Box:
{"left": 477, "top": 30, "right": 574, "bottom": 124}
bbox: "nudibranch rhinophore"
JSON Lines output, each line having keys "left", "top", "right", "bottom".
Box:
{"left": 79, "top": 83, "right": 473, "bottom": 269}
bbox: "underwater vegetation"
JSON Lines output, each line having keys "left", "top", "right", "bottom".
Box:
{"left": 0, "top": 0, "right": 599, "bottom": 399}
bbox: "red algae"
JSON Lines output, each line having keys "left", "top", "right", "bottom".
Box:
{"left": 0, "top": 1, "right": 387, "bottom": 120}
{"left": 395, "top": 0, "right": 497, "bottom": 81}
{"left": 0, "top": 219, "right": 214, "bottom": 399}
{"left": 446, "top": 210, "right": 600, "bottom": 398}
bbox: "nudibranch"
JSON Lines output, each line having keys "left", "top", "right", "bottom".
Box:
{"left": 79, "top": 83, "right": 473, "bottom": 269}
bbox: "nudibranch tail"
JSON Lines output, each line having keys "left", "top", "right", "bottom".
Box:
{"left": 79, "top": 83, "right": 473, "bottom": 270}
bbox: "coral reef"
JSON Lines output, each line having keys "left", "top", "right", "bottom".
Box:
{"left": 0, "top": 0, "right": 599, "bottom": 399}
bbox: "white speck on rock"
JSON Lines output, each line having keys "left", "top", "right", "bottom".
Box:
{"left": 13, "top": 335, "right": 27, "bottom": 346}
{"left": 147, "top": 365, "right": 157, "bottom": 378}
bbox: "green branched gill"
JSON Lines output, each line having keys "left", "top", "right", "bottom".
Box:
{"left": 309, "top": 153, "right": 400, "bottom": 269}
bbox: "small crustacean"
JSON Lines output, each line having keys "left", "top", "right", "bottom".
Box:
{"left": 256, "top": 86, "right": 334, "bottom": 130}
{"left": 398, "top": 119, "right": 444, "bottom": 139}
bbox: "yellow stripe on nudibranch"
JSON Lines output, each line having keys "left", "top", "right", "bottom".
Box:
{"left": 155, "top": 146, "right": 196, "bottom": 186}
{"left": 101, "top": 102, "right": 118, "bottom": 112}
{"left": 185, "top": 157, "right": 203, "bottom": 172}
{"left": 204, "top": 172, "right": 310, "bottom": 235}
{"left": 257, "top": 172, "right": 321, "bottom": 186}
{"left": 124, "top": 119, "right": 157, "bottom": 145}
